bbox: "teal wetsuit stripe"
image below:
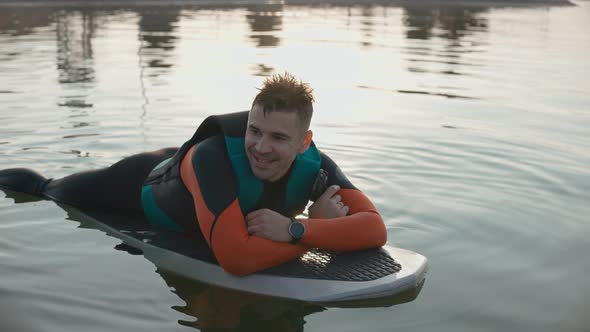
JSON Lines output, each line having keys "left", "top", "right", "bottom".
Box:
{"left": 224, "top": 136, "right": 263, "bottom": 213}
{"left": 286, "top": 145, "right": 321, "bottom": 209}
{"left": 141, "top": 185, "right": 183, "bottom": 231}
{"left": 153, "top": 157, "right": 171, "bottom": 171}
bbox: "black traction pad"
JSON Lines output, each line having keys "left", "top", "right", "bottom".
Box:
{"left": 262, "top": 248, "right": 402, "bottom": 281}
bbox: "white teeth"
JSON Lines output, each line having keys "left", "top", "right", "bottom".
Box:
{"left": 256, "top": 155, "right": 271, "bottom": 163}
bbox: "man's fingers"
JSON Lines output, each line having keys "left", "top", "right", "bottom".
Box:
{"left": 337, "top": 201, "right": 348, "bottom": 210}
{"left": 330, "top": 194, "right": 342, "bottom": 203}
{"left": 246, "top": 218, "right": 263, "bottom": 226}
{"left": 247, "top": 224, "right": 263, "bottom": 234}
{"left": 246, "top": 208, "right": 269, "bottom": 221}
{"left": 342, "top": 206, "right": 350, "bottom": 215}
{"left": 319, "top": 185, "right": 340, "bottom": 201}
{"left": 246, "top": 210, "right": 261, "bottom": 220}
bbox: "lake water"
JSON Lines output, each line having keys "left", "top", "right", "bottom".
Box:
{"left": 1, "top": 1, "right": 589, "bottom": 331}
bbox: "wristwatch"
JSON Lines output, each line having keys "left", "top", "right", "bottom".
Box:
{"left": 288, "top": 218, "right": 305, "bottom": 244}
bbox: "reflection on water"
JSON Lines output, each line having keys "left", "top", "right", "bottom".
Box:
{"left": 359, "top": 6, "right": 375, "bottom": 48}
{"left": 0, "top": 2, "right": 500, "bottom": 89}
{"left": 401, "top": 5, "right": 489, "bottom": 97}
{"left": 403, "top": 6, "right": 488, "bottom": 41}
{"left": 253, "top": 62, "right": 275, "bottom": 76}
{"left": 0, "top": 7, "right": 53, "bottom": 36}
{"left": 0, "top": 1, "right": 505, "bottom": 120}
{"left": 159, "top": 271, "right": 321, "bottom": 331}
{"left": 137, "top": 7, "right": 180, "bottom": 72}
{"left": 358, "top": 84, "right": 479, "bottom": 100}
{"left": 247, "top": 4, "right": 283, "bottom": 47}
{"left": 56, "top": 9, "right": 96, "bottom": 84}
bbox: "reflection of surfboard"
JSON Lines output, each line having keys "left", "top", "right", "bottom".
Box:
{"left": 62, "top": 204, "right": 427, "bottom": 304}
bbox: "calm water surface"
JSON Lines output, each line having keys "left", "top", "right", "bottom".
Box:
{"left": 1, "top": 1, "right": 589, "bottom": 331}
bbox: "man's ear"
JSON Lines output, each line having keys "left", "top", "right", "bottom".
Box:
{"left": 298, "top": 130, "right": 313, "bottom": 154}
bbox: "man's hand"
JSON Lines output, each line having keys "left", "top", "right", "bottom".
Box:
{"left": 308, "top": 185, "right": 349, "bottom": 219}
{"left": 246, "top": 209, "right": 292, "bottom": 242}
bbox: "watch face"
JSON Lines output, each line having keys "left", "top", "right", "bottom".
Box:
{"left": 290, "top": 222, "right": 305, "bottom": 239}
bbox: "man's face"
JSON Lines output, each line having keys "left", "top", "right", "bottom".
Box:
{"left": 245, "top": 104, "right": 311, "bottom": 182}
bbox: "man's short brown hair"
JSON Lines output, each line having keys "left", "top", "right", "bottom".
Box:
{"left": 252, "top": 72, "right": 314, "bottom": 131}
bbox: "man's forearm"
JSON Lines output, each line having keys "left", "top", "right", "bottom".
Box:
{"left": 299, "top": 189, "right": 387, "bottom": 251}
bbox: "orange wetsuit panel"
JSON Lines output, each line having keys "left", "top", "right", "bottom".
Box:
{"left": 300, "top": 188, "right": 387, "bottom": 252}
{"left": 180, "top": 145, "right": 307, "bottom": 276}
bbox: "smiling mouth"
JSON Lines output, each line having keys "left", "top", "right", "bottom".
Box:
{"left": 252, "top": 153, "right": 274, "bottom": 167}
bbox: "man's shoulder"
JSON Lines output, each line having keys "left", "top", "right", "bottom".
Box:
{"left": 317, "top": 149, "right": 339, "bottom": 171}
{"left": 317, "top": 149, "right": 356, "bottom": 190}
{"left": 193, "top": 134, "right": 227, "bottom": 157}
{"left": 186, "top": 134, "right": 238, "bottom": 215}
{"left": 189, "top": 134, "right": 233, "bottom": 178}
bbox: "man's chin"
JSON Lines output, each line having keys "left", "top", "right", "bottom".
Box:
{"left": 252, "top": 169, "right": 272, "bottom": 181}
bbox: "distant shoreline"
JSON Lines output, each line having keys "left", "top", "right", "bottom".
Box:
{"left": 0, "top": 0, "right": 575, "bottom": 7}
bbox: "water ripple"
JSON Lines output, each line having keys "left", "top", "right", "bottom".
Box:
{"left": 357, "top": 85, "right": 479, "bottom": 100}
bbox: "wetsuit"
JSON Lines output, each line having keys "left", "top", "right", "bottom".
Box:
{"left": 142, "top": 111, "right": 387, "bottom": 275}
{"left": 0, "top": 111, "right": 386, "bottom": 276}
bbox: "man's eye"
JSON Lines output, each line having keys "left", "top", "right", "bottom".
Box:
{"left": 273, "top": 135, "right": 287, "bottom": 141}
{"left": 250, "top": 127, "right": 261, "bottom": 135}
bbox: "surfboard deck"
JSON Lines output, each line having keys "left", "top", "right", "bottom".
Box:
{"left": 59, "top": 204, "right": 428, "bottom": 305}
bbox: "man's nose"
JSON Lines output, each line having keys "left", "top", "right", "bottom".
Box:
{"left": 255, "top": 136, "right": 272, "bottom": 153}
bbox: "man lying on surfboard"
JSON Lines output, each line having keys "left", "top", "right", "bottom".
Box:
{"left": 0, "top": 73, "right": 386, "bottom": 276}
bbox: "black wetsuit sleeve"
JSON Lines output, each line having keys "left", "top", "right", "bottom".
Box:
{"left": 319, "top": 151, "right": 357, "bottom": 190}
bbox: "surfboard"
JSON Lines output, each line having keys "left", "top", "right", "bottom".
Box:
{"left": 60, "top": 204, "right": 428, "bottom": 305}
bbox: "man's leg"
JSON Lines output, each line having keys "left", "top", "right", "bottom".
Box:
{"left": 44, "top": 148, "right": 177, "bottom": 217}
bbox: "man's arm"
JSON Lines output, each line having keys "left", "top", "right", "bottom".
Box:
{"left": 298, "top": 186, "right": 387, "bottom": 251}
{"left": 180, "top": 144, "right": 306, "bottom": 276}
{"left": 246, "top": 151, "right": 387, "bottom": 252}
{"left": 300, "top": 151, "right": 387, "bottom": 251}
